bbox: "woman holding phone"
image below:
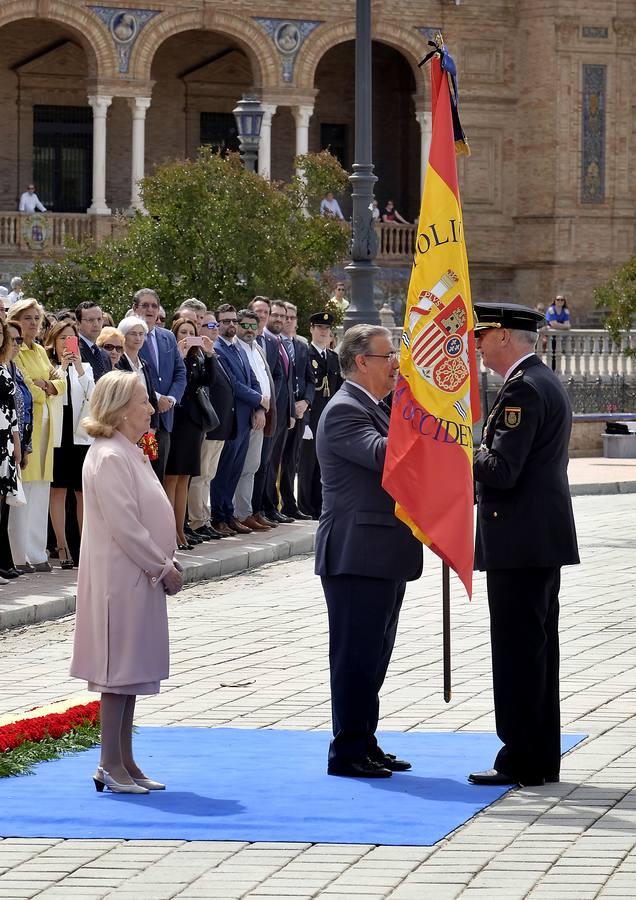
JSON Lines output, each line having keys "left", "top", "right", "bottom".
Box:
{"left": 165, "top": 318, "right": 216, "bottom": 550}
{"left": 45, "top": 321, "right": 95, "bottom": 568}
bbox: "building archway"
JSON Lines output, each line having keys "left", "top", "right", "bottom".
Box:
{"left": 310, "top": 40, "right": 420, "bottom": 220}
{"left": 130, "top": 10, "right": 276, "bottom": 87}
{"left": 0, "top": 16, "right": 103, "bottom": 211}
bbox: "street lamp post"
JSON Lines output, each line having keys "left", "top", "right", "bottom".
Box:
{"left": 233, "top": 95, "right": 264, "bottom": 172}
{"left": 344, "top": 0, "right": 379, "bottom": 327}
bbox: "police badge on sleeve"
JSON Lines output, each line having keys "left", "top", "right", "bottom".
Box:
{"left": 504, "top": 407, "right": 521, "bottom": 428}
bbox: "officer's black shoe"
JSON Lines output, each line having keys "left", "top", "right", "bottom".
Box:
{"left": 282, "top": 508, "right": 311, "bottom": 520}
{"left": 327, "top": 757, "right": 392, "bottom": 779}
{"left": 468, "top": 769, "right": 519, "bottom": 786}
{"left": 379, "top": 753, "right": 412, "bottom": 772}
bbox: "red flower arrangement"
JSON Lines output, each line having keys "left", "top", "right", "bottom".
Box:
{"left": 139, "top": 432, "right": 159, "bottom": 460}
{"left": 0, "top": 702, "right": 100, "bottom": 753}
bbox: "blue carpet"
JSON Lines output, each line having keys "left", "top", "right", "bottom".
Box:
{"left": 0, "top": 728, "right": 585, "bottom": 845}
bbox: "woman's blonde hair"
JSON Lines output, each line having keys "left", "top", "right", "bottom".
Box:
{"left": 96, "top": 326, "right": 125, "bottom": 348}
{"left": 6, "top": 297, "right": 42, "bottom": 323}
{"left": 82, "top": 369, "right": 139, "bottom": 438}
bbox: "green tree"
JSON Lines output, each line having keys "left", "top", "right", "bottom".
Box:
{"left": 594, "top": 256, "right": 636, "bottom": 355}
{"left": 24, "top": 149, "right": 349, "bottom": 328}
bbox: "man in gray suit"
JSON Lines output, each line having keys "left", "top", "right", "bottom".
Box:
{"left": 315, "top": 325, "right": 423, "bottom": 778}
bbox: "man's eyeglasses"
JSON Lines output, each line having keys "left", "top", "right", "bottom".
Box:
{"left": 219, "top": 318, "right": 238, "bottom": 325}
{"left": 204, "top": 322, "right": 219, "bottom": 329}
{"left": 103, "top": 344, "right": 123, "bottom": 353}
{"left": 239, "top": 322, "right": 258, "bottom": 331}
{"left": 364, "top": 351, "right": 399, "bottom": 361}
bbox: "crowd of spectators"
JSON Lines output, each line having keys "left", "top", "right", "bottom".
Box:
{"left": 0, "top": 285, "right": 342, "bottom": 585}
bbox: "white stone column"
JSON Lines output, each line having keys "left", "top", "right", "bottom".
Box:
{"left": 292, "top": 104, "right": 314, "bottom": 170}
{"left": 415, "top": 110, "right": 433, "bottom": 196}
{"left": 129, "top": 96, "right": 151, "bottom": 211}
{"left": 87, "top": 94, "right": 112, "bottom": 215}
{"left": 257, "top": 103, "right": 277, "bottom": 180}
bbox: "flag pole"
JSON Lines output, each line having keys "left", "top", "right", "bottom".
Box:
{"left": 443, "top": 562, "right": 451, "bottom": 702}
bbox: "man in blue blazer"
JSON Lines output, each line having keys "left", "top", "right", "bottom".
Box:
{"left": 210, "top": 303, "right": 267, "bottom": 535}
{"left": 316, "top": 324, "right": 422, "bottom": 779}
{"left": 134, "top": 288, "right": 187, "bottom": 482}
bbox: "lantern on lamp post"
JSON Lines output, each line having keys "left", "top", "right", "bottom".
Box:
{"left": 233, "top": 95, "right": 264, "bottom": 172}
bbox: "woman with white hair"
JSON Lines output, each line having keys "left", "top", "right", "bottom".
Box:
{"left": 116, "top": 315, "right": 158, "bottom": 430}
{"left": 70, "top": 370, "right": 182, "bottom": 793}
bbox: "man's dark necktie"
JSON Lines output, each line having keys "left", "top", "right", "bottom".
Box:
{"left": 278, "top": 338, "right": 289, "bottom": 376}
{"left": 379, "top": 399, "right": 392, "bottom": 418}
{"left": 283, "top": 337, "right": 295, "bottom": 366}
{"left": 91, "top": 344, "right": 105, "bottom": 381}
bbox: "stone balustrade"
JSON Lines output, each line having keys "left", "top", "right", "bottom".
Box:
{"left": 0, "top": 211, "right": 113, "bottom": 256}
{"left": 375, "top": 222, "right": 416, "bottom": 264}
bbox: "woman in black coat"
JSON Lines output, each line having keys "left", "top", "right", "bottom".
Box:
{"left": 164, "top": 318, "right": 216, "bottom": 549}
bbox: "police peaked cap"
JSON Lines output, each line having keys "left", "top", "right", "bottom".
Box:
{"left": 310, "top": 311, "right": 335, "bottom": 326}
{"left": 473, "top": 302, "right": 545, "bottom": 332}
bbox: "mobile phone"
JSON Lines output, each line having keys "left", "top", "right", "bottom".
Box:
{"left": 185, "top": 335, "right": 204, "bottom": 348}
{"left": 65, "top": 335, "right": 79, "bottom": 355}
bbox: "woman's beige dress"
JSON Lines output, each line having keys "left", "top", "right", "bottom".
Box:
{"left": 70, "top": 431, "right": 177, "bottom": 694}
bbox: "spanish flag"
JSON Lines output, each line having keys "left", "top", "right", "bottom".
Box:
{"left": 382, "top": 42, "right": 479, "bottom": 597}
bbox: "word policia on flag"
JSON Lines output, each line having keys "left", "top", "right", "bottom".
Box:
{"left": 383, "top": 36, "right": 479, "bottom": 599}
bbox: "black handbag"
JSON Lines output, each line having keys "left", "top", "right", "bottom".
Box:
{"left": 194, "top": 386, "right": 220, "bottom": 432}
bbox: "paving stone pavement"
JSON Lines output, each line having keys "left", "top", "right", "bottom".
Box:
{"left": 0, "top": 493, "right": 635, "bottom": 899}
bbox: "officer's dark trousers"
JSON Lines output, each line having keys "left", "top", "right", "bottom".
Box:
{"left": 322, "top": 574, "right": 406, "bottom": 765}
{"left": 280, "top": 418, "right": 303, "bottom": 514}
{"left": 298, "top": 436, "right": 322, "bottom": 518}
{"left": 487, "top": 567, "right": 561, "bottom": 782}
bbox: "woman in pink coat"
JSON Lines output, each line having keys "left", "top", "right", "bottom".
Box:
{"left": 71, "top": 370, "right": 183, "bottom": 794}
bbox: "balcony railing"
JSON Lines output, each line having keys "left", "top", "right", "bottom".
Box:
{"left": 0, "top": 212, "right": 99, "bottom": 255}
{"left": 375, "top": 222, "right": 416, "bottom": 264}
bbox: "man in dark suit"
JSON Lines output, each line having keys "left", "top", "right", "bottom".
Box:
{"left": 299, "top": 312, "right": 343, "bottom": 518}
{"left": 261, "top": 299, "right": 295, "bottom": 525}
{"left": 135, "top": 288, "right": 187, "bottom": 483}
{"left": 250, "top": 297, "right": 285, "bottom": 528}
{"left": 316, "top": 324, "right": 423, "bottom": 778}
{"left": 75, "top": 302, "right": 111, "bottom": 381}
{"left": 280, "top": 302, "right": 315, "bottom": 519}
{"left": 187, "top": 311, "right": 236, "bottom": 541}
{"left": 210, "top": 303, "right": 266, "bottom": 535}
{"left": 468, "top": 302, "right": 579, "bottom": 788}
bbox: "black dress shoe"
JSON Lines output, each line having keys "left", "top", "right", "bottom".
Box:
{"left": 468, "top": 768, "right": 524, "bottom": 786}
{"left": 197, "top": 526, "right": 223, "bottom": 540}
{"left": 282, "top": 508, "right": 311, "bottom": 520}
{"left": 188, "top": 527, "right": 210, "bottom": 542}
{"left": 269, "top": 511, "right": 294, "bottom": 524}
{"left": 0, "top": 568, "right": 20, "bottom": 579}
{"left": 328, "top": 757, "right": 392, "bottom": 779}
{"left": 379, "top": 753, "right": 412, "bottom": 772}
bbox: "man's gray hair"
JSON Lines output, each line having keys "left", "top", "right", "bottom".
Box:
{"left": 339, "top": 324, "right": 392, "bottom": 376}
{"left": 10, "top": 276, "right": 22, "bottom": 289}
{"left": 180, "top": 297, "right": 207, "bottom": 314}
{"left": 133, "top": 288, "right": 159, "bottom": 307}
{"left": 511, "top": 329, "right": 538, "bottom": 350}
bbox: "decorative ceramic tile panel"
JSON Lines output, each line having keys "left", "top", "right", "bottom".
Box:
{"left": 90, "top": 7, "right": 160, "bottom": 74}
{"left": 581, "top": 64, "right": 606, "bottom": 204}
{"left": 252, "top": 18, "right": 322, "bottom": 83}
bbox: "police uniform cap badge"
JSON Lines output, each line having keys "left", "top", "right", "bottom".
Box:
{"left": 310, "top": 311, "right": 335, "bottom": 327}
{"left": 504, "top": 407, "right": 521, "bottom": 427}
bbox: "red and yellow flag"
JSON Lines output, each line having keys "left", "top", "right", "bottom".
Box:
{"left": 382, "top": 46, "right": 480, "bottom": 597}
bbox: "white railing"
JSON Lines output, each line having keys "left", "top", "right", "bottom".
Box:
{"left": 376, "top": 222, "right": 416, "bottom": 263}
{"left": 383, "top": 328, "right": 635, "bottom": 380}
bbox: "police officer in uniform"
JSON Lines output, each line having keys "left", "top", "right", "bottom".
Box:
{"left": 298, "top": 312, "right": 343, "bottom": 518}
{"left": 468, "top": 302, "right": 579, "bottom": 788}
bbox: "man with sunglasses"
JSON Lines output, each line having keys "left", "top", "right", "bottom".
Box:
{"left": 187, "top": 312, "right": 234, "bottom": 541}
{"left": 468, "top": 302, "right": 579, "bottom": 788}
{"left": 316, "top": 325, "right": 422, "bottom": 779}
{"left": 210, "top": 304, "right": 267, "bottom": 536}
{"left": 233, "top": 309, "right": 275, "bottom": 531}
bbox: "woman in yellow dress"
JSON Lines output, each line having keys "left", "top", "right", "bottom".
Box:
{"left": 7, "top": 298, "right": 65, "bottom": 572}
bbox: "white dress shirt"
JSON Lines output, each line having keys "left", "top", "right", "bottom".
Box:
{"left": 240, "top": 339, "right": 271, "bottom": 401}
{"left": 503, "top": 352, "right": 535, "bottom": 383}
{"left": 320, "top": 196, "right": 344, "bottom": 220}
{"left": 345, "top": 379, "right": 380, "bottom": 405}
{"left": 19, "top": 192, "right": 46, "bottom": 213}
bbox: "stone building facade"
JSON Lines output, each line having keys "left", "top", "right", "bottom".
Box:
{"left": 0, "top": 0, "right": 634, "bottom": 319}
